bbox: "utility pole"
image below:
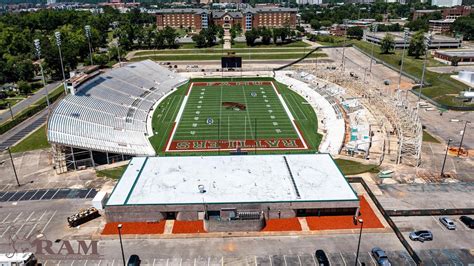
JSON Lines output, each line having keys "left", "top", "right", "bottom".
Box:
{"left": 117, "top": 224, "right": 126, "bottom": 265}
{"left": 457, "top": 121, "right": 470, "bottom": 156}
{"left": 34, "top": 39, "right": 50, "bottom": 109}
{"left": 369, "top": 24, "right": 378, "bottom": 73}
{"left": 7, "top": 102, "right": 14, "bottom": 120}
{"left": 5, "top": 147, "right": 20, "bottom": 187}
{"left": 55, "top": 31, "right": 67, "bottom": 94}
{"left": 441, "top": 138, "right": 452, "bottom": 177}
{"left": 418, "top": 32, "right": 432, "bottom": 102}
{"left": 354, "top": 218, "right": 364, "bottom": 266}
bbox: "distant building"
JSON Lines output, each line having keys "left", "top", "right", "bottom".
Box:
{"left": 296, "top": 0, "right": 322, "bottom": 5}
{"left": 153, "top": 7, "right": 297, "bottom": 32}
{"left": 364, "top": 31, "right": 462, "bottom": 49}
{"left": 412, "top": 10, "right": 438, "bottom": 20}
{"left": 46, "top": 0, "right": 57, "bottom": 5}
{"left": 434, "top": 50, "right": 474, "bottom": 64}
{"left": 431, "top": 0, "right": 463, "bottom": 7}
{"left": 429, "top": 19, "right": 455, "bottom": 34}
{"left": 155, "top": 8, "right": 210, "bottom": 32}
{"left": 442, "top": 5, "right": 472, "bottom": 19}
{"left": 98, "top": 0, "right": 140, "bottom": 9}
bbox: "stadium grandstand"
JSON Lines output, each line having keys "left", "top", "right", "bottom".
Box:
{"left": 47, "top": 60, "right": 188, "bottom": 173}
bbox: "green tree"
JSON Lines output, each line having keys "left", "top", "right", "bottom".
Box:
{"left": 192, "top": 32, "right": 207, "bottom": 48}
{"left": 380, "top": 33, "right": 395, "bottom": 54}
{"left": 347, "top": 26, "right": 363, "bottom": 40}
{"left": 452, "top": 14, "right": 474, "bottom": 40}
{"left": 260, "top": 27, "right": 272, "bottom": 45}
{"left": 310, "top": 19, "right": 321, "bottom": 30}
{"left": 272, "top": 28, "right": 281, "bottom": 44}
{"left": 162, "top": 26, "right": 178, "bottom": 48}
{"left": 245, "top": 29, "right": 259, "bottom": 46}
{"left": 408, "top": 30, "right": 426, "bottom": 59}
{"left": 17, "top": 80, "right": 32, "bottom": 95}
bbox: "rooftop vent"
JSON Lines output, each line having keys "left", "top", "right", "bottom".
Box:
{"left": 198, "top": 184, "right": 206, "bottom": 193}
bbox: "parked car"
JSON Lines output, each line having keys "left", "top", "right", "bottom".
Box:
{"left": 127, "top": 255, "right": 141, "bottom": 266}
{"left": 439, "top": 217, "right": 456, "bottom": 230}
{"left": 460, "top": 216, "right": 474, "bottom": 229}
{"left": 371, "top": 247, "right": 391, "bottom": 266}
{"left": 409, "top": 230, "right": 433, "bottom": 242}
{"left": 315, "top": 249, "right": 330, "bottom": 266}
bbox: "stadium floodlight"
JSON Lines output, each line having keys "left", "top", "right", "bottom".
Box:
{"left": 418, "top": 32, "right": 433, "bottom": 102}
{"left": 85, "top": 25, "right": 94, "bottom": 66}
{"left": 55, "top": 31, "right": 67, "bottom": 94}
{"left": 111, "top": 21, "right": 122, "bottom": 67}
{"left": 397, "top": 28, "right": 410, "bottom": 96}
{"left": 369, "top": 24, "right": 378, "bottom": 73}
{"left": 34, "top": 39, "right": 50, "bottom": 108}
{"left": 342, "top": 19, "right": 349, "bottom": 72}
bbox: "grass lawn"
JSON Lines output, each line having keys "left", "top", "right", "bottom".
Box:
{"left": 149, "top": 78, "right": 321, "bottom": 155}
{"left": 351, "top": 40, "right": 471, "bottom": 108}
{"left": 135, "top": 47, "right": 313, "bottom": 56}
{"left": 232, "top": 41, "right": 310, "bottom": 48}
{"left": 335, "top": 159, "right": 380, "bottom": 175}
{"left": 96, "top": 165, "right": 127, "bottom": 180}
{"left": 131, "top": 52, "right": 325, "bottom": 62}
{"left": 179, "top": 43, "right": 223, "bottom": 49}
{"left": 10, "top": 124, "right": 50, "bottom": 153}
{"left": 422, "top": 130, "right": 441, "bottom": 143}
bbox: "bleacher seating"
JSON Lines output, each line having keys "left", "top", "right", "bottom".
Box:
{"left": 48, "top": 60, "right": 189, "bottom": 156}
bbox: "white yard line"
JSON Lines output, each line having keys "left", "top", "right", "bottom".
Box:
{"left": 241, "top": 85, "right": 254, "bottom": 139}
{"left": 41, "top": 210, "right": 57, "bottom": 233}
{"left": 270, "top": 82, "right": 308, "bottom": 149}
{"left": 165, "top": 83, "right": 194, "bottom": 151}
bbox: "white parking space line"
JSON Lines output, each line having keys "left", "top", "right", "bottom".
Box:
{"left": 153, "top": 258, "right": 156, "bottom": 266}
{"left": 12, "top": 211, "right": 23, "bottom": 223}
{"left": 25, "top": 224, "right": 38, "bottom": 239}
{"left": 311, "top": 253, "right": 317, "bottom": 266}
{"left": 37, "top": 210, "right": 48, "bottom": 221}
{"left": 41, "top": 210, "right": 57, "bottom": 233}
{"left": 1, "top": 184, "right": 11, "bottom": 192}
{"left": 432, "top": 216, "right": 447, "bottom": 231}
{"left": 458, "top": 219, "right": 470, "bottom": 230}
{"left": 0, "top": 225, "right": 11, "bottom": 237}
{"left": 39, "top": 189, "right": 50, "bottom": 200}
{"left": 1, "top": 212, "right": 11, "bottom": 224}
{"left": 283, "top": 255, "right": 288, "bottom": 266}
{"left": 297, "top": 255, "right": 302, "bottom": 266}
{"left": 368, "top": 252, "right": 376, "bottom": 266}
{"left": 6, "top": 191, "right": 18, "bottom": 201}
{"left": 29, "top": 190, "right": 40, "bottom": 200}
{"left": 51, "top": 189, "right": 60, "bottom": 199}
{"left": 85, "top": 189, "right": 93, "bottom": 199}
{"left": 339, "top": 252, "right": 347, "bottom": 266}
{"left": 268, "top": 255, "right": 273, "bottom": 266}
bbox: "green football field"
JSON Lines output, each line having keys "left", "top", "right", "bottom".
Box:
{"left": 148, "top": 78, "right": 321, "bottom": 154}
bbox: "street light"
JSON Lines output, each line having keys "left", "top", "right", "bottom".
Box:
{"left": 117, "top": 224, "right": 126, "bottom": 265}
{"left": 397, "top": 28, "right": 410, "bottom": 95}
{"left": 418, "top": 32, "right": 433, "bottom": 102}
{"left": 440, "top": 138, "right": 452, "bottom": 177}
{"left": 5, "top": 147, "right": 20, "bottom": 187}
{"left": 369, "top": 24, "right": 378, "bottom": 73}
{"left": 85, "top": 25, "right": 94, "bottom": 66}
{"left": 342, "top": 19, "right": 349, "bottom": 72}
{"left": 34, "top": 39, "right": 50, "bottom": 109}
{"left": 457, "top": 121, "right": 470, "bottom": 156}
{"left": 354, "top": 218, "right": 364, "bottom": 266}
{"left": 55, "top": 31, "right": 67, "bottom": 94}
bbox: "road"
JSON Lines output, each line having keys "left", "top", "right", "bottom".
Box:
{"left": 0, "top": 108, "right": 48, "bottom": 150}
{"left": 0, "top": 81, "right": 60, "bottom": 124}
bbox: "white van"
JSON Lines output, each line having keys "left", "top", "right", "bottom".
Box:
{"left": 0, "top": 253, "right": 37, "bottom": 266}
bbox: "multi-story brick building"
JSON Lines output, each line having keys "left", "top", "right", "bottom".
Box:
{"left": 153, "top": 7, "right": 297, "bottom": 32}
{"left": 155, "top": 9, "right": 210, "bottom": 31}
{"left": 442, "top": 6, "right": 472, "bottom": 19}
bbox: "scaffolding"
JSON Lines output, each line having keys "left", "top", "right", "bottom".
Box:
{"left": 292, "top": 63, "right": 422, "bottom": 166}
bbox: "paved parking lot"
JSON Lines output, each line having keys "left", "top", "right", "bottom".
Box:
{"left": 0, "top": 187, "right": 97, "bottom": 202}
{"left": 38, "top": 249, "right": 474, "bottom": 265}
{"left": 0, "top": 209, "right": 57, "bottom": 240}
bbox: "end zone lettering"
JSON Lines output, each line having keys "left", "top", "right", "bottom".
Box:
{"left": 169, "top": 138, "right": 306, "bottom": 151}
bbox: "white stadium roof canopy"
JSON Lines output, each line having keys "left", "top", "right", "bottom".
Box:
{"left": 47, "top": 60, "right": 188, "bottom": 156}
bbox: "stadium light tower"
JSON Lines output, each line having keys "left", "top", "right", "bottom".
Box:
{"left": 342, "top": 19, "right": 348, "bottom": 72}
{"left": 55, "top": 31, "right": 67, "bottom": 94}
{"left": 34, "top": 39, "right": 50, "bottom": 109}
{"left": 397, "top": 28, "right": 410, "bottom": 95}
{"left": 369, "top": 24, "right": 378, "bottom": 73}
{"left": 85, "top": 25, "right": 94, "bottom": 65}
{"left": 418, "top": 32, "right": 433, "bottom": 102}
{"left": 112, "top": 21, "right": 122, "bottom": 67}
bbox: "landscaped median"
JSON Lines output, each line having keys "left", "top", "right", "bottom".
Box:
{"left": 0, "top": 84, "right": 64, "bottom": 135}
{"left": 99, "top": 196, "right": 383, "bottom": 237}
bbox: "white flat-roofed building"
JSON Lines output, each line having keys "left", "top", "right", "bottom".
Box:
{"left": 105, "top": 154, "right": 359, "bottom": 231}
{"left": 364, "top": 31, "right": 462, "bottom": 49}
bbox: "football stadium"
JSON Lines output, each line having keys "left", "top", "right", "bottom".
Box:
{"left": 47, "top": 59, "right": 363, "bottom": 230}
